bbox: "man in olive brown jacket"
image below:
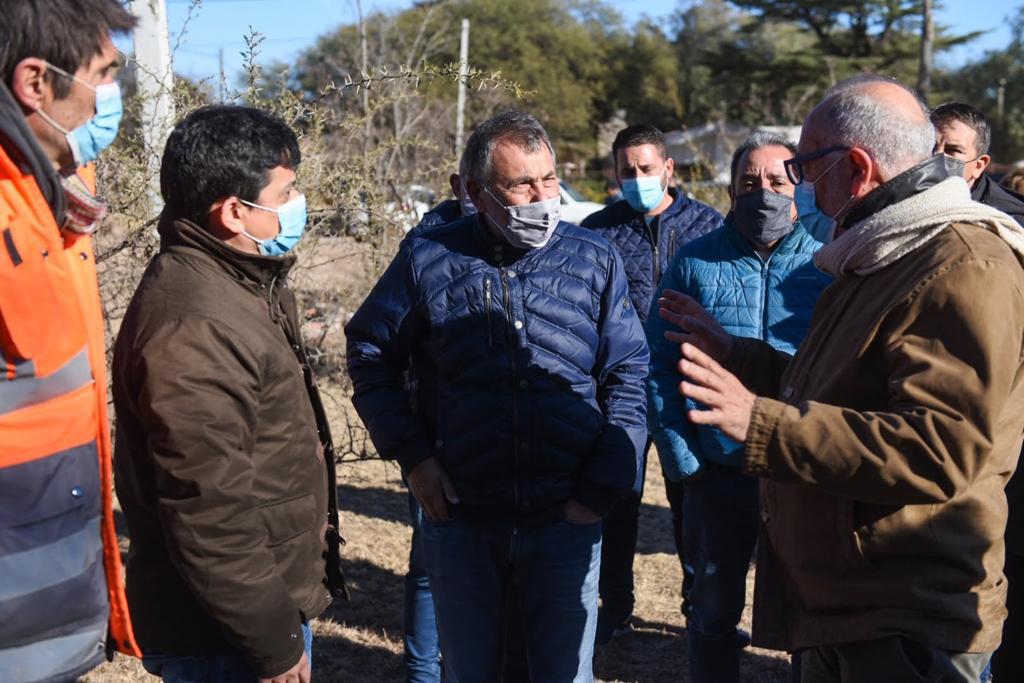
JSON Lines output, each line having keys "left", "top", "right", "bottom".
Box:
{"left": 113, "top": 106, "right": 345, "bottom": 683}
{"left": 657, "top": 74, "right": 1024, "bottom": 681}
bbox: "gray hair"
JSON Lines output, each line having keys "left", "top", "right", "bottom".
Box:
{"left": 818, "top": 74, "right": 935, "bottom": 178}
{"left": 729, "top": 131, "right": 797, "bottom": 190}
{"left": 461, "top": 111, "right": 556, "bottom": 185}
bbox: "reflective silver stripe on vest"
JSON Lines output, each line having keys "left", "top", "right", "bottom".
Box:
{"left": 0, "top": 346, "right": 35, "bottom": 381}
{"left": 0, "top": 619, "right": 106, "bottom": 683}
{"left": 0, "top": 518, "right": 102, "bottom": 603}
{"left": 0, "top": 348, "right": 91, "bottom": 415}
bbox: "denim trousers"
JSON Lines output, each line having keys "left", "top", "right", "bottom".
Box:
{"left": 682, "top": 463, "right": 759, "bottom": 683}
{"left": 598, "top": 439, "right": 650, "bottom": 624}
{"left": 420, "top": 514, "right": 602, "bottom": 683}
{"left": 597, "top": 490, "right": 641, "bottom": 622}
{"left": 141, "top": 622, "right": 313, "bottom": 683}
{"left": 663, "top": 472, "right": 693, "bottom": 614}
{"left": 405, "top": 492, "right": 442, "bottom": 683}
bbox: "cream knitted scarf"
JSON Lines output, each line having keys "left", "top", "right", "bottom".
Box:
{"left": 814, "top": 176, "right": 1024, "bottom": 276}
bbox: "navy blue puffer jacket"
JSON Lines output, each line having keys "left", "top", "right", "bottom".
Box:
{"left": 646, "top": 217, "right": 831, "bottom": 480}
{"left": 582, "top": 189, "right": 723, "bottom": 324}
{"left": 346, "top": 215, "right": 650, "bottom": 518}
{"left": 415, "top": 198, "right": 462, "bottom": 230}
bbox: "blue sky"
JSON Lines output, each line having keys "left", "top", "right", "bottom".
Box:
{"left": 126, "top": 0, "right": 1017, "bottom": 83}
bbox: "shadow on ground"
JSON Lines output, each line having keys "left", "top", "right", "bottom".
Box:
{"left": 593, "top": 616, "right": 792, "bottom": 683}
{"left": 635, "top": 500, "right": 678, "bottom": 557}
{"left": 338, "top": 482, "right": 409, "bottom": 526}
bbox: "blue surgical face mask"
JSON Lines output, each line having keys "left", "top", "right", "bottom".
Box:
{"left": 794, "top": 152, "right": 854, "bottom": 243}
{"left": 36, "top": 63, "right": 123, "bottom": 166}
{"left": 620, "top": 174, "right": 667, "bottom": 213}
{"left": 239, "top": 193, "right": 308, "bottom": 256}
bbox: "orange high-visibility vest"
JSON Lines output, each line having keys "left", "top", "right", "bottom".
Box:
{"left": 0, "top": 143, "right": 140, "bottom": 680}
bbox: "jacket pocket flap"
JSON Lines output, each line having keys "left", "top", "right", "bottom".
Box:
{"left": 261, "top": 493, "right": 316, "bottom": 547}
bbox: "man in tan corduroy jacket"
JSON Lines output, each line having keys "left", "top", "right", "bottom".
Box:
{"left": 656, "top": 74, "right": 1024, "bottom": 682}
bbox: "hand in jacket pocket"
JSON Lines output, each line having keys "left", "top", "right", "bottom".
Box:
{"left": 408, "top": 457, "right": 461, "bottom": 521}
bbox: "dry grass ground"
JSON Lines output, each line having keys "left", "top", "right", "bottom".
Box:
{"left": 84, "top": 453, "right": 791, "bottom": 682}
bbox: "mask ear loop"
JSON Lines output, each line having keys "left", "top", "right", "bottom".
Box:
{"left": 36, "top": 63, "right": 97, "bottom": 167}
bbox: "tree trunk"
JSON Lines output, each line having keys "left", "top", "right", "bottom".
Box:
{"left": 918, "top": 0, "right": 934, "bottom": 101}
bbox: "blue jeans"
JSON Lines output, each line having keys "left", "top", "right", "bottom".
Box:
{"left": 141, "top": 623, "right": 313, "bottom": 682}
{"left": 405, "top": 492, "right": 441, "bottom": 682}
{"left": 420, "top": 514, "right": 602, "bottom": 683}
{"left": 683, "top": 464, "right": 759, "bottom": 683}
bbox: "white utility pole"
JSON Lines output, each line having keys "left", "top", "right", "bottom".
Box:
{"left": 455, "top": 18, "right": 470, "bottom": 155}
{"left": 130, "top": 0, "right": 176, "bottom": 215}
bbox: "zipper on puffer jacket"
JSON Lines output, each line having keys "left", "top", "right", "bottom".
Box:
{"left": 645, "top": 219, "right": 661, "bottom": 288}
{"left": 759, "top": 256, "right": 770, "bottom": 341}
{"left": 501, "top": 269, "right": 520, "bottom": 515}
{"left": 484, "top": 278, "right": 494, "bottom": 348}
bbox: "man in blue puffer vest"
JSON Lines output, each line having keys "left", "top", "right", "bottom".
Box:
{"left": 347, "top": 111, "right": 649, "bottom": 682}
{"left": 582, "top": 124, "right": 723, "bottom": 642}
{"left": 646, "top": 132, "right": 831, "bottom": 683}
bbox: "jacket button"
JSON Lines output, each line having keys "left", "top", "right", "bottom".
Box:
{"left": 507, "top": 270, "right": 516, "bottom": 278}
{"left": 71, "top": 487, "right": 83, "bottom": 498}
{"left": 513, "top": 320, "right": 523, "bottom": 330}
{"left": 79, "top": 252, "right": 88, "bottom": 261}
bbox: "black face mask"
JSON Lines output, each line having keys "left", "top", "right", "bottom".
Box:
{"left": 943, "top": 154, "right": 967, "bottom": 179}
{"left": 733, "top": 189, "right": 796, "bottom": 248}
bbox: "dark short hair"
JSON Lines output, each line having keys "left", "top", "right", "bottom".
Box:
{"left": 461, "top": 110, "right": 554, "bottom": 185}
{"left": 160, "top": 106, "right": 301, "bottom": 227}
{"left": 612, "top": 124, "right": 667, "bottom": 162}
{"left": 730, "top": 131, "right": 796, "bottom": 190}
{"left": 0, "top": 0, "right": 136, "bottom": 99}
{"left": 930, "top": 101, "right": 991, "bottom": 157}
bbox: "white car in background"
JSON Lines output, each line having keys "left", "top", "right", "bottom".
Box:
{"left": 558, "top": 181, "right": 604, "bottom": 225}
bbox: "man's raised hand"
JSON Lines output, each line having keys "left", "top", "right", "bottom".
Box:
{"left": 679, "top": 343, "right": 756, "bottom": 444}
{"left": 658, "top": 289, "right": 734, "bottom": 363}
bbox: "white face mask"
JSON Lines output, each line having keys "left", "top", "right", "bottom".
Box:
{"left": 483, "top": 188, "right": 561, "bottom": 249}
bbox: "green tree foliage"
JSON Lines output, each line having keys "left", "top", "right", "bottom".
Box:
{"left": 943, "top": 5, "right": 1024, "bottom": 162}
{"left": 674, "top": 0, "right": 823, "bottom": 126}
{"left": 270, "top": 0, "right": 994, "bottom": 167}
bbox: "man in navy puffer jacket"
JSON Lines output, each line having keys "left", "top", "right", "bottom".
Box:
{"left": 646, "top": 132, "right": 831, "bottom": 683}
{"left": 347, "top": 111, "right": 649, "bottom": 682}
{"left": 582, "top": 124, "right": 723, "bottom": 641}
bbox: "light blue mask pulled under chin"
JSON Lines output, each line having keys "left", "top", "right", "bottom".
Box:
{"left": 240, "top": 193, "right": 308, "bottom": 256}
{"left": 620, "top": 174, "right": 667, "bottom": 213}
{"left": 70, "top": 82, "right": 123, "bottom": 165}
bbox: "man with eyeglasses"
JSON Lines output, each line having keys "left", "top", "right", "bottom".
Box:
{"left": 656, "top": 74, "right": 1024, "bottom": 681}
{"left": 931, "top": 102, "right": 1024, "bottom": 226}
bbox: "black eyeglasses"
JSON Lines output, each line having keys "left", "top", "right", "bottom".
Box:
{"left": 784, "top": 146, "right": 851, "bottom": 185}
